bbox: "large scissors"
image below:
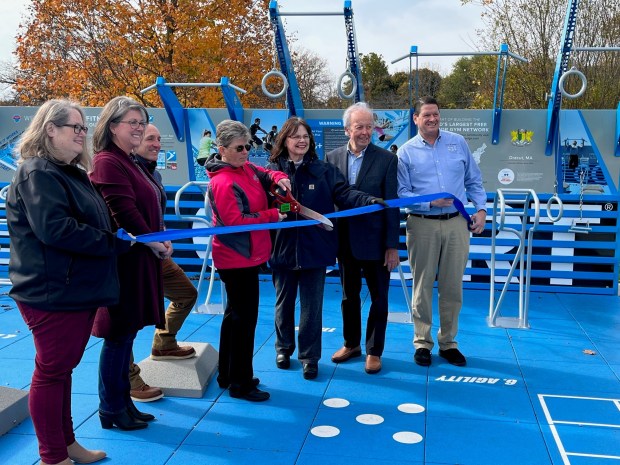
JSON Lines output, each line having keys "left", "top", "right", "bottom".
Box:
{"left": 270, "top": 186, "right": 334, "bottom": 231}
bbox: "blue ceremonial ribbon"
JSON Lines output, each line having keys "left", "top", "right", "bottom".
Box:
{"left": 118, "top": 192, "right": 472, "bottom": 243}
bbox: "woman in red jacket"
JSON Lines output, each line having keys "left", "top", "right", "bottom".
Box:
{"left": 205, "top": 119, "right": 289, "bottom": 402}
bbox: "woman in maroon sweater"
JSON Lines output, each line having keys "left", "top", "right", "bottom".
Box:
{"left": 89, "top": 96, "right": 170, "bottom": 430}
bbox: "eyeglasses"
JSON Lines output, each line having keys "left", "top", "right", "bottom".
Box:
{"left": 229, "top": 144, "right": 252, "bottom": 152}
{"left": 118, "top": 120, "right": 148, "bottom": 129}
{"left": 289, "top": 134, "right": 310, "bottom": 141}
{"left": 59, "top": 124, "right": 88, "bottom": 134}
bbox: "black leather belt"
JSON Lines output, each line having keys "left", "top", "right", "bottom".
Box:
{"left": 408, "top": 212, "right": 460, "bottom": 220}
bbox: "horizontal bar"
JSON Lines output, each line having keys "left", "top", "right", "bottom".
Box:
{"left": 392, "top": 50, "right": 528, "bottom": 64}
{"left": 573, "top": 47, "right": 620, "bottom": 52}
{"left": 278, "top": 12, "right": 344, "bottom": 16}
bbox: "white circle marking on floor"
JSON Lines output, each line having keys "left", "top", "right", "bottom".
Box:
{"left": 393, "top": 431, "right": 423, "bottom": 444}
{"left": 323, "top": 398, "right": 350, "bottom": 408}
{"left": 311, "top": 425, "right": 340, "bottom": 438}
{"left": 356, "top": 414, "right": 384, "bottom": 425}
{"left": 397, "top": 403, "right": 425, "bottom": 414}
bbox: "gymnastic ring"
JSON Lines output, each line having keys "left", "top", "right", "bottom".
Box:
{"left": 261, "top": 70, "right": 288, "bottom": 99}
{"left": 558, "top": 67, "right": 587, "bottom": 99}
{"left": 337, "top": 70, "right": 357, "bottom": 100}
{"left": 546, "top": 194, "right": 564, "bottom": 222}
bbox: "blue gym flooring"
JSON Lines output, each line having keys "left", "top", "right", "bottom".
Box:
{"left": 0, "top": 279, "right": 619, "bottom": 465}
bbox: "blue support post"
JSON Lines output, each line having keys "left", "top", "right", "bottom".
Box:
{"left": 219, "top": 76, "right": 244, "bottom": 121}
{"left": 491, "top": 44, "right": 509, "bottom": 145}
{"left": 615, "top": 102, "right": 620, "bottom": 157}
{"left": 268, "top": 0, "right": 304, "bottom": 118}
{"left": 343, "top": 1, "right": 364, "bottom": 102}
{"left": 545, "top": 0, "right": 580, "bottom": 156}
{"left": 155, "top": 76, "right": 187, "bottom": 141}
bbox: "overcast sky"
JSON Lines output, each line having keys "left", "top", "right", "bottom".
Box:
{"left": 0, "top": 0, "right": 488, "bottom": 87}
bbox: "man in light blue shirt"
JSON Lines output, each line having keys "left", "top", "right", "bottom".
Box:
{"left": 397, "top": 96, "right": 486, "bottom": 368}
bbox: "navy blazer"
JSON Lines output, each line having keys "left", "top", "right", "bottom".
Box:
{"left": 326, "top": 143, "right": 400, "bottom": 261}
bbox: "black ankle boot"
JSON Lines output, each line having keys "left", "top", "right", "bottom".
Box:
{"left": 99, "top": 410, "right": 148, "bottom": 430}
{"left": 126, "top": 400, "right": 155, "bottom": 422}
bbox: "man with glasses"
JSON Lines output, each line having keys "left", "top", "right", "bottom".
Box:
{"left": 326, "top": 102, "right": 400, "bottom": 375}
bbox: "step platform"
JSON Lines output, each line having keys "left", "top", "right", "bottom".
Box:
{"left": 135, "top": 342, "right": 218, "bottom": 398}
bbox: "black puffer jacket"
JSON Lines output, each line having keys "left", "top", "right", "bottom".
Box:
{"left": 268, "top": 152, "right": 374, "bottom": 270}
{"left": 7, "top": 157, "right": 130, "bottom": 311}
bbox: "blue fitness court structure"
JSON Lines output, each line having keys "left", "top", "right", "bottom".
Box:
{"left": 1, "top": 0, "right": 620, "bottom": 463}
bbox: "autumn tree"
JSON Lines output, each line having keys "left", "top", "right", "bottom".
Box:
{"left": 462, "top": 0, "right": 620, "bottom": 109}
{"left": 12, "top": 0, "right": 275, "bottom": 108}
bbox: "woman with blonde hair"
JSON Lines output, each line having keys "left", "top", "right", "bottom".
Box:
{"left": 6, "top": 99, "right": 129, "bottom": 464}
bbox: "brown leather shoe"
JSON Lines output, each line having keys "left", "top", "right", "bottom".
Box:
{"left": 151, "top": 345, "right": 196, "bottom": 360}
{"left": 331, "top": 345, "right": 362, "bottom": 363}
{"left": 365, "top": 355, "right": 382, "bottom": 374}
{"left": 130, "top": 384, "right": 164, "bottom": 403}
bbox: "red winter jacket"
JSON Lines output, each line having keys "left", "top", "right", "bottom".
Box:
{"left": 206, "top": 156, "right": 287, "bottom": 269}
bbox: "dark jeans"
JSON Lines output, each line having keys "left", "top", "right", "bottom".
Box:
{"left": 337, "top": 253, "right": 390, "bottom": 356}
{"left": 273, "top": 267, "right": 326, "bottom": 363}
{"left": 99, "top": 332, "right": 136, "bottom": 414}
{"left": 217, "top": 266, "right": 260, "bottom": 391}
{"left": 17, "top": 302, "right": 95, "bottom": 465}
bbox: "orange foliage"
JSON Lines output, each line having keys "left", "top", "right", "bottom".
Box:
{"left": 14, "top": 0, "right": 276, "bottom": 108}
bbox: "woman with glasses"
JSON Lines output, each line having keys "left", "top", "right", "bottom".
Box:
{"left": 267, "top": 117, "right": 381, "bottom": 380}
{"left": 89, "top": 96, "right": 170, "bottom": 430}
{"left": 5, "top": 99, "right": 131, "bottom": 465}
{"left": 205, "top": 119, "right": 290, "bottom": 402}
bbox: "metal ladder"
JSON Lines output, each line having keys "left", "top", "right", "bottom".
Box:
{"left": 488, "top": 189, "right": 541, "bottom": 329}
{"left": 174, "top": 181, "right": 226, "bottom": 314}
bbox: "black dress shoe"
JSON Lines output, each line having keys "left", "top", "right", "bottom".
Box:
{"left": 414, "top": 348, "right": 431, "bottom": 366}
{"left": 99, "top": 410, "right": 148, "bottom": 430}
{"left": 439, "top": 348, "right": 467, "bottom": 366}
{"left": 217, "top": 376, "right": 260, "bottom": 389}
{"left": 276, "top": 354, "right": 290, "bottom": 369}
{"left": 229, "top": 386, "right": 270, "bottom": 402}
{"left": 126, "top": 400, "right": 155, "bottom": 422}
{"left": 302, "top": 362, "right": 318, "bottom": 380}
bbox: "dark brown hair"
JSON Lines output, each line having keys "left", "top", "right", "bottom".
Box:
{"left": 268, "top": 117, "right": 316, "bottom": 163}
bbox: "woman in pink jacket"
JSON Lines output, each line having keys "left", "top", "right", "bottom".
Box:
{"left": 205, "top": 119, "right": 289, "bottom": 402}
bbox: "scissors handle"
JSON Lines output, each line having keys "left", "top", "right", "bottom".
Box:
{"left": 270, "top": 185, "right": 300, "bottom": 213}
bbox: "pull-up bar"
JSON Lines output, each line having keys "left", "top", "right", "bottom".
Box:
{"left": 141, "top": 82, "right": 247, "bottom": 95}
{"left": 392, "top": 44, "right": 528, "bottom": 141}
{"left": 277, "top": 12, "right": 344, "bottom": 16}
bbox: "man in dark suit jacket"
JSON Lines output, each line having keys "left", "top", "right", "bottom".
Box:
{"left": 326, "top": 102, "right": 400, "bottom": 374}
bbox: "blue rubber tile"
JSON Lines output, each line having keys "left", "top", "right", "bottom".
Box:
{"left": 425, "top": 416, "right": 550, "bottom": 465}
{"left": 0, "top": 331, "right": 30, "bottom": 351}
{"left": 510, "top": 334, "right": 601, "bottom": 362}
{"left": 323, "top": 374, "right": 427, "bottom": 412}
{"left": 218, "top": 367, "right": 332, "bottom": 410}
{"left": 297, "top": 452, "right": 423, "bottom": 465}
{"left": 537, "top": 394, "right": 620, "bottom": 425}
{"left": 456, "top": 329, "right": 518, "bottom": 360}
{"left": 71, "top": 361, "right": 100, "bottom": 395}
{"left": 0, "top": 432, "right": 39, "bottom": 465}
{"left": 167, "top": 444, "right": 297, "bottom": 465}
{"left": 427, "top": 378, "right": 537, "bottom": 423}
{"left": 428, "top": 353, "right": 524, "bottom": 381}
{"left": 590, "top": 338, "right": 620, "bottom": 364}
{"left": 554, "top": 423, "right": 620, "bottom": 460}
{"left": 0, "top": 357, "right": 33, "bottom": 389}
{"left": 0, "top": 334, "right": 35, "bottom": 359}
{"left": 184, "top": 401, "right": 316, "bottom": 452}
{"left": 185, "top": 318, "right": 222, "bottom": 345}
{"left": 84, "top": 437, "right": 176, "bottom": 465}
{"left": 77, "top": 397, "right": 212, "bottom": 445}
{"left": 519, "top": 359, "right": 620, "bottom": 394}
{"left": 507, "top": 317, "right": 589, "bottom": 340}
{"left": 301, "top": 407, "right": 426, "bottom": 463}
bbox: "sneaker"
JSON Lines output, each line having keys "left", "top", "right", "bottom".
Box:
{"left": 439, "top": 348, "right": 467, "bottom": 366}
{"left": 414, "top": 348, "right": 431, "bottom": 366}
{"left": 151, "top": 345, "right": 196, "bottom": 361}
{"left": 130, "top": 384, "right": 164, "bottom": 403}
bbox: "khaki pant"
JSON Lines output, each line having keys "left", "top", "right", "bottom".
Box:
{"left": 406, "top": 215, "right": 470, "bottom": 351}
{"left": 130, "top": 258, "right": 198, "bottom": 390}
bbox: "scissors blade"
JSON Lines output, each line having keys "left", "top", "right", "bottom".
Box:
{"left": 298, "top": 205, "right": 334, "bottom": 231}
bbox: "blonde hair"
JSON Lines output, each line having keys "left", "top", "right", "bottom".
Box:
{"left": 92, "top": 96, "right": 148, "bottom": 154}
{"left": 15, "top": 99, "right": 91, "bottom": 170}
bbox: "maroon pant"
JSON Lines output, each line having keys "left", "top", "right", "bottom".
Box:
{"left": 18, "top": 302, "right": 95, "bottom": 465}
